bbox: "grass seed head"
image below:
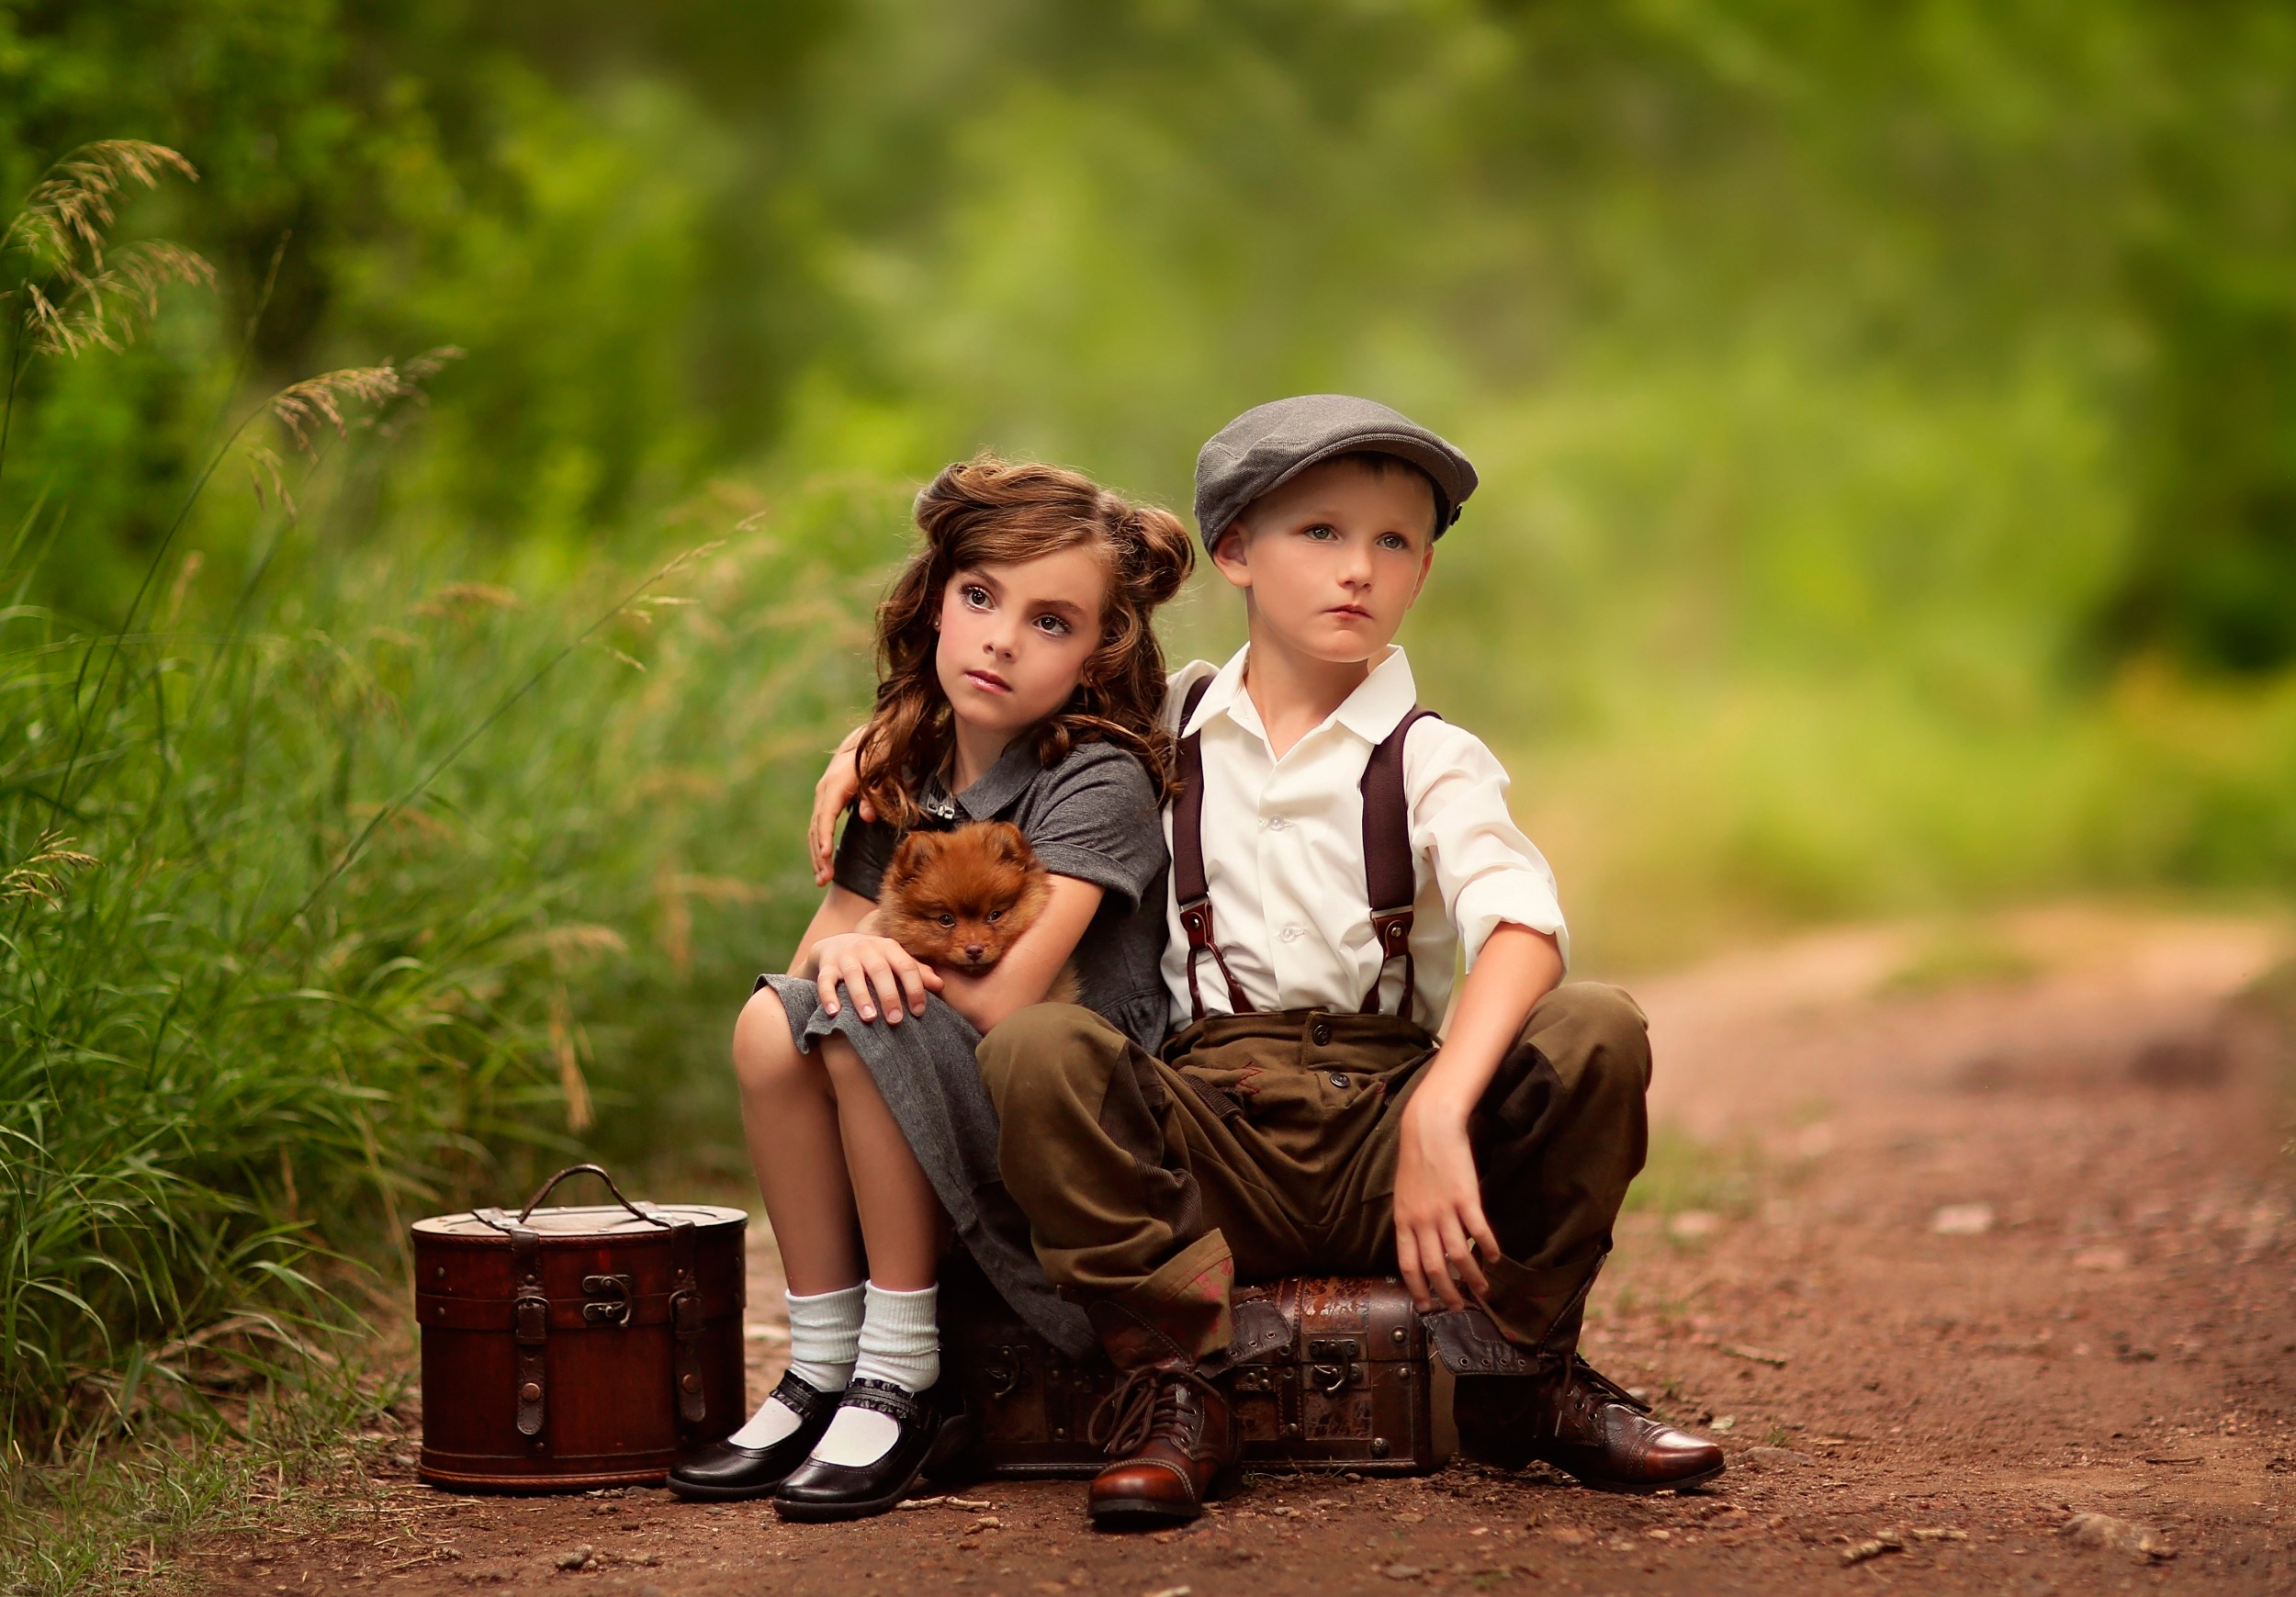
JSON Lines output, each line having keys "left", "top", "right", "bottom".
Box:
{"left": 5, "top": 141, "right": 212, "bottom": 356}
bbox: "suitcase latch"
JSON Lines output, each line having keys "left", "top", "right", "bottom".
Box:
{"left": 1308, "top": 1337, "right": 1362, "bottom": 1362}
{"left": 1311, "top": 1360, "right": 1361, "bottom": 1395}
{"left": 581, "top": 1274, "right": 634, "bottom": 1326}
{"left": 983, "top": 1344, "right": 1030, "bottom": 1400}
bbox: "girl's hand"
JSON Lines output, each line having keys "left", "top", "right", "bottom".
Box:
{"left": 1392, "top": 1087, "right": 1501, "bottom": 1313}
{"left": 809, "top": 726, "right": 873, "bottom": 885}
{"left": 808, "top": 931, "right": 942, "bottom": 1023}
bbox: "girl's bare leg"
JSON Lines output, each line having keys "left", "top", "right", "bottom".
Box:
{"left": 818, "top": 1035, "right": 941, "bottom": 1291}
{"left": 731, "top": 987, "right": 863, "bottom": 1295}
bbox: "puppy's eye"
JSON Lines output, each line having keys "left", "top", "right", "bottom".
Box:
{"left": 987, "top": 910, "right": 1004, "bottom": 923}
{"left": 938, "top": 913, "right": 956, "bottom": 928}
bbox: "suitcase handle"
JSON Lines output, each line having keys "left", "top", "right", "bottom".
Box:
{"left": 517, "top": 1163, "right": 664, "bottom": 1228}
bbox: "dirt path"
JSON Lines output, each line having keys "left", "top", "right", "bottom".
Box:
{"left": 192, "top": 906, "right": 2296, "bottom": 1595}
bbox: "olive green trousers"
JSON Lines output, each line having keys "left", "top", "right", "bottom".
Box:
{"left": 974, "top": 983, "right": 1651, "bottom": 1365}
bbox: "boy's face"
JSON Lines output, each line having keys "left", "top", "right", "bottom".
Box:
{"left": 1210, "top": 457, "right": 1435, "bottom": 664}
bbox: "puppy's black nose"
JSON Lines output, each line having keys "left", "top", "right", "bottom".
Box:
{"left": 964, "top": 944, "right": 985, "bottom": 962}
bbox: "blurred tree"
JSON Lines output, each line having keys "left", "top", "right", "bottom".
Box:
{"left": 1, "top": 0, "right": 2293, "bottom": 678}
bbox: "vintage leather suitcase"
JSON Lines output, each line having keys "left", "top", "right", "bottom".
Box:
{"left": 412, "top": 1164, "right": 747, "bottom": 1491}
{"left": 937, "top": 1253, "right": 1458, "bottom": 1478}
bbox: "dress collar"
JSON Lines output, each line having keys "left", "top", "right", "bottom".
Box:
{"left": 1184, "top": 643, "right": 1420, "bottom": 748}
{"left": 917, "top": 735, "right": 1043, "bottom": 824}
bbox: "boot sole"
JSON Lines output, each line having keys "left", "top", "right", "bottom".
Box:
{"left": 1089, "top": 1497, "right": 1207, "bottom": 1529}
{"left": 1567, "top": 1460, "right": 1728, "bottom": 1496}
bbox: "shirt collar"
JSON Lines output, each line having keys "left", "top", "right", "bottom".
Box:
{"left": 1185, "top": 643, "right": 1420, "bottom": 748}
{"left": 918, "top": 736, "right": 1042, "bottom": 823}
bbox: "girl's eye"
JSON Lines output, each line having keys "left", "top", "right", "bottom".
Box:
{"left": 962, "top": 585, "right": 991, "bottom": 609}
{"left": 1034, "top": 614, "right": 1070, "bottom": 636}
{"left": 987, "top": 909, "right": 1004, "bottom": 922}
{"left": 938, "top": 913, "right": 956, "bottom": 927}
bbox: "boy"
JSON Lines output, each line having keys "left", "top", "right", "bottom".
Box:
{"left": 975, "top": 395, "right": 1723, "bottom": 1524}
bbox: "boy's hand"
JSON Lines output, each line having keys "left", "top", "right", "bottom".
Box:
{"left": 808, "top": 931, "right": 941, "bottom": 1023}
{"left": 1392, "top": 1091, "right": 1502, "bottom": 1312}
{"left": 809, "top": 726, "right": 873, "bottom": 885}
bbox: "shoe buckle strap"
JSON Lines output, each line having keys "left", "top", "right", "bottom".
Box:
{"left": 839, "top": 1378, "right": 926, "bottom": 1427}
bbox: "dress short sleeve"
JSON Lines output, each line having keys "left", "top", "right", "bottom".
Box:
{"left": 1016, "top": 744, "right": 1165, "bottom": 912}
{"left": 831, "top": 805, "right": 899, "bottom": 901}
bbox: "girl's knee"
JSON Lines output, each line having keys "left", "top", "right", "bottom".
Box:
{"left": 731, "top": 988, "right": 812, "bottom": 1092}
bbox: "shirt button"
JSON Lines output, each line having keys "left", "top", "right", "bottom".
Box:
{"left": 1278, "top": 926, "right": 1303, "bottom": 943}
{"left": 1329, "top": 1073, "right": 1349, "bottom": 1089}
{"left": 1311, "top": 1020, "right": 1333, "bottom": 1047}
{"left": 1267, "top": 815, "right": 1290, "bottom": 831}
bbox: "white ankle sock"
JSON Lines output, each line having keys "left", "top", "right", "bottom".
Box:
{"left": 727, "top": 1283, "right": 861, "bottom": 1448}
{"left": 808, "top": 1282, "right": 940, "bottom": 1468}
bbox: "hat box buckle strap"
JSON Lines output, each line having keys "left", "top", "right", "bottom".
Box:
{"left": 1356, "top": 707, "right": 1439, "bottom": 1023}
{"left": 669, "top": 1217, "right": 707, "bottom": 1424}
{"left": 507, "top": 1221, "right": 549, "bottom": 1438}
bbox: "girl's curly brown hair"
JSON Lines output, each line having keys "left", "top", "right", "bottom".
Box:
{"left": 857, "top": 455, "right": 1195, "bottom": 830}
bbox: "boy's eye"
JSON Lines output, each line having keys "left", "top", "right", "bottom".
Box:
{"left": 1302, "top": 523, "right": 1337, "bottom": 541}
{"left": 987, "top": 909, "right": 1004, "bottom": 922}
{"left": 1379, "top": 533, "right": 1410, "bottom": 551}
{"left": 938, "top": 913, "right": 956, "bottom": 928}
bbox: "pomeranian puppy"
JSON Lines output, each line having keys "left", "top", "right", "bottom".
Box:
{"left": 865, "top": 820, "right": 1080, "bottom": 1004}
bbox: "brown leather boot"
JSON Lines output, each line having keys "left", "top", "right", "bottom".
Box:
{"left": 1458, "top": 1357, "right": 1724, "bottom": 1493}
{"left": 1083, "top": 1364, "right": 1235, "bottom": 1526}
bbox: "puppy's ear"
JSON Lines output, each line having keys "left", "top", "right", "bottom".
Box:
{"left": 885, "top": 829, "right": 939, "bottom": 889}
{"left": 984, "top": 821, "right": 1034, "bottom": 867}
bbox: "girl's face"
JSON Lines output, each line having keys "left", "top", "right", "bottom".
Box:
{"left": 935, "top": 546, "right": 1109, "bottom": 744}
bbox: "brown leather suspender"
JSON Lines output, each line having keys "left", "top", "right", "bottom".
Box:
{"left": 1173, "top": 674, "right": 1440, "bottom": 1024}
{"left": 1175, "top": 676, "right": 1255, "bottom": 1018}
{"left": 1359, "top": 704, "right": 1441, "bottom": 1018}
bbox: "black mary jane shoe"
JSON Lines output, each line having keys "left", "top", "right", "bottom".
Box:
{"left": 667, "top": 1371, "right": 838, "bottom": 1501}
{"left": 771, "top": 1378, "right": 957, "bottom": 1524}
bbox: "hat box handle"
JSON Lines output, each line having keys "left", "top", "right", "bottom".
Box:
{"left": 517, "top": 1163, "right": 665, "bottom": 1228}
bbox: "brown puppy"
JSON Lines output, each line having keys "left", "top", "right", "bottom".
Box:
{"left": 866, "top": 821, "right": 1080, "bottom": 1005}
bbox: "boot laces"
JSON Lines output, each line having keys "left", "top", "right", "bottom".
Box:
{"left": 1543, "top": 1355, "right": 1649, "bottom": 1439}
{"left": 1086, "top": 1365, "right": 1220, "bottom": 1457}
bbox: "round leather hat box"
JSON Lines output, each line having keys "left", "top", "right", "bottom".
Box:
{"left": 412, "top": 1165, "right": 747, "bottom": 1490}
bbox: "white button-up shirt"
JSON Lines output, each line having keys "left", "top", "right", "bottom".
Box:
{"left": 1159, "top": 644, "right": 1569, "bottom": 1029}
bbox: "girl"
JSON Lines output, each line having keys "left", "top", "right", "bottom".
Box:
{"left": 670, "top": 457, "right": 1193, "bottom": 1521}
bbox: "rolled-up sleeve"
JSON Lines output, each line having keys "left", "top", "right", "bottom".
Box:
{"left": 1019, "top": 745, "right": 1165, "bottom": 912}
{"left": 1405, "top": 723, "right": 1570, "bottom": 971}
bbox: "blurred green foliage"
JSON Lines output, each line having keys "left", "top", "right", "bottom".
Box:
{"left": 5, "top": 1, "right": 2293, "bottom": 662}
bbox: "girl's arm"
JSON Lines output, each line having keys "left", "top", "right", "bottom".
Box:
{"left": 787, "top": 884, "right": 872, "bottom": 976}
{"left": 809, "top": 727, "right": 871, "bottom": 885}
{"left": 793, "top": 884, "right": 945, "bottom": 1024}
{"left": 932, "top": 874, "right": 1104, "bottom": 1034}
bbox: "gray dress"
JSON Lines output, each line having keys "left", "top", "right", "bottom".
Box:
{"left": 759, "top": 737, "right": 1168, "bottom": 1356}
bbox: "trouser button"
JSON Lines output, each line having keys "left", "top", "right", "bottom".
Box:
{"left": 1311, "top": 1020, "right": 1333, "bottom": 1046}
{"left": 1329, "top": 1073, "right": 1349, "bottom": 1088}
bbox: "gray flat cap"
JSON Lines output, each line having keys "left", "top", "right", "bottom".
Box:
{"left": 1193, "top": 394, "right": 1478, "bottom": 548}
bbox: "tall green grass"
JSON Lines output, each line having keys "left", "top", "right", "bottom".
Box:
{"left": 0, "top": 473, "right": 902, "bottom": 1452}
